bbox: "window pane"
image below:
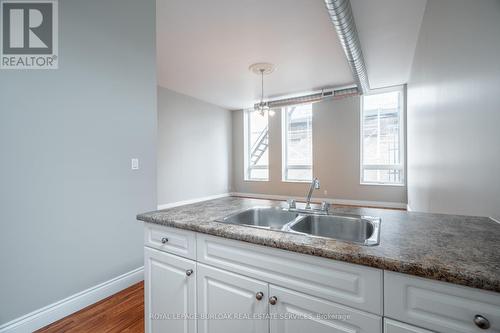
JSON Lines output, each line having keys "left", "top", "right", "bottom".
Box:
{"left": 245, "top": 110, "right": 269, "bottom": 180}
{"left": 361, "top": 89, "right": 404, "bottom": 185}
{"left": 286, "top": 168, "right": 312, "bottom": 182}
{"left": 363, "top": 169, "right": 402, "bottom": 184}
{"left": 284, "top": 104, "right": 313, "bottom": 182}
{"left": 249, "top": 168, "right": 268, "bottom": 180}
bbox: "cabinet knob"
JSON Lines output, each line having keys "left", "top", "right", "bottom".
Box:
{"left": 269, "top": 296, "right": 277, "bottom": 305}
{"left": 474, "top": 315, "right": 490, "bottom": 329}
{"left": 161, "top": 237, "right": 168, "bottom": 244}
{"left": 255, "top": 292, "right": 264, "bottom": 300}
{"left": 185, "top": 269, "right": 194, "bottom": 276}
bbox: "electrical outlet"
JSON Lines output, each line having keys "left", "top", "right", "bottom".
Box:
{"left": 131, "top": 158, "right": 139, "bottom": 170}
{"left": 324, "top": 190, "right": 328, "bottom": 196}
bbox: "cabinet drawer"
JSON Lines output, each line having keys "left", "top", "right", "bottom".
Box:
{"left": 144, "top": 224, "right": 196, "bottom": 259}
{"left": 270, "top": 285, "right": 381, "bottom": 333}
{"left": 385, "top": 271, "right": 500, "bottom": 333}
{"left": 384, "top": 319, "right": 433, "bottom": 333}
{"left": 197, "top": 234, "right": 383, "bottom": 315}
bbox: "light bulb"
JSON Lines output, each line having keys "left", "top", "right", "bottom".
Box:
{"left": 269, "top": 110, "right": 276, "bottom": 117}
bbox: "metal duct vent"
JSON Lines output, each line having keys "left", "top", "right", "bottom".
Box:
{"left": 324, "top": 0, "right": 370, "bottom": 94}
{"left": 253, "top": 86, "right": 358, "bottom": 109}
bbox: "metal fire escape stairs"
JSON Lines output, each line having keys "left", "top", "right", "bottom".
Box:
{"left": 250, "top": 126, "right": 269, "bottom": 166}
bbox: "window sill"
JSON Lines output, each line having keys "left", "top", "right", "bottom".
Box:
{"left": 360, "top": 182, "right": 405, "bottom": 187}
{"left": 244, "top": 179, "right": 269, "bottom": 182}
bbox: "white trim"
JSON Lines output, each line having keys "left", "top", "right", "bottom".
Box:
{"left": 407, "top": 204, "right": 413, "bottom": 212}
{"left": 0, "top": 267, "right": 144, "bottom": 333}
{"left": 157, "top": 193, "right": 230, "bottom": 210}
{"left": 230, "top": 192, "right": 407, "bottom": 209}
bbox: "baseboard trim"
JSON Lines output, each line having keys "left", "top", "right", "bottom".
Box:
{"left": 230, "top": 192, "right": 407, "bottom": 209}
{"left": 0, "top": 267, "right": 144, "bottom": 333}
{"left": 157, "top": 193, "right": 230, "bottom": 210}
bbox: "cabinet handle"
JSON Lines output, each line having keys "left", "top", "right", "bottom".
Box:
{"left": 269, "top": 296, "right": 277, "bottom": 305}
{"left": 161, "top": 237, "right": 168, "bottom": 244}
{"left": 474, "top": 315, "right": 490, "bottom": 329}
{"left": 185, "top": 269, "right": 194, "bottom": 276}
{"left": 255, "top": 292, "right": 264, "bottom": 300}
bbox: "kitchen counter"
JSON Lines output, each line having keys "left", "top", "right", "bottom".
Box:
{"left": 137, "top": 196, "right": 500, "bottom": 293}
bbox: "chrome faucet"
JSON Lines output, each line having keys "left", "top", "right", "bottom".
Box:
{"left": 305, "top": 178, "right": 320, "bottom": 209}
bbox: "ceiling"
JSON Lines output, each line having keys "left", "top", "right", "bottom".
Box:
{"left": 156, "top": 0, "right": 427, "bottom": 110}
{"left": 351, "top": 0, "right": 427, "bottom": 89}
{"left": 156, "top": 0, "right": 353, "bottom": 110}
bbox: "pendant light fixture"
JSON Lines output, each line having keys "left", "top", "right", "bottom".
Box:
{"left": 249, "top": 63, "right": 275, "bottom": 116}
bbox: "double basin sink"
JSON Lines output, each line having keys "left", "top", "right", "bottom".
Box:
{"left": 217, "top": 206, "right": 380, "bottom": 246}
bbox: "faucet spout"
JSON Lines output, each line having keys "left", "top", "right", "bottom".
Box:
{"left": 305, "top": 178, "right": 320, "bottom": 209}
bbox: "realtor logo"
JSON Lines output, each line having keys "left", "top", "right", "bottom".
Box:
{"left": 1, "top": 0, "right": 58, "bottom": 69}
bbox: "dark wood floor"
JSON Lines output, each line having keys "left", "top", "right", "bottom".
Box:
{"left": 36, "top": 282, "right": 144, "bottom": 333}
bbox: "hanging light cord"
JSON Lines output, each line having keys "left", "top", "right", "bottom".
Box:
{"left": 260, "top": 69, "right": 265, "bottom": 109}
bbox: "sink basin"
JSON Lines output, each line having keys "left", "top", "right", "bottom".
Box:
{"left": 217, "top": 206, "right": 381, "bottom": 246}
{"left": 286, "top": 213, "right": 380, "bottom": 246}
{"left": 218, "top": 207, "right": 301, "bottom": 230}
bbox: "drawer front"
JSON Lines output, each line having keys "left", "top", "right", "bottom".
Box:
{"left": 270, "top": 285, "right": 382, "bottom": 333}
{"left": 384, "top": 319, "right": 433, "bottom": 333}
{"left": 197, "top": 234, "right": 383, "bottom": 315}
{"left": 385, "top": 271, "right": 500, "bottom": 333}
{"left": 144, "top": 224, "right": 196, "bottom": 259}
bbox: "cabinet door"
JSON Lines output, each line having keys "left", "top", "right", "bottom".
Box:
{"left": 197, "top": 263, "right": 269, "bottom": 333}
{"left": 269, "top": 285, "right": 381, "bottom": 333}
{"left": 144, "top": 247, "right": 196, "bottom": 333}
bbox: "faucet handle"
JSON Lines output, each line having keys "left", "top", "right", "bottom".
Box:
{"left": 287, "top": 199, "right": 296, "bottom": 209}
{"left": 321, "top": 201, "right": 330, "bottom": 213}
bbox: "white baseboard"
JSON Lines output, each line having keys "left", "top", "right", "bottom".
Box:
{"left": 157, "top": 193, "right": 230, "bottom": 210}
{"left": 0, "top": 267, "right": 144, "bottom": 333}
{"left": 230, "top": 192, "right": 407, "bottom": 209}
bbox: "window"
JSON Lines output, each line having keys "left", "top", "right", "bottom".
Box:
{"left": 360, "top": 86, "right": 405, "bottom": 185}
{"left": 244, "top": 110, "right": 269, "bottom": 181}
{"left": 282, "top": 103, "right": 313, "bottom": 182}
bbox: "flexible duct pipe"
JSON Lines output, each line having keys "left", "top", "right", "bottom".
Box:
{"left": 324, "top": 0, "right": 370, "bottom": 94}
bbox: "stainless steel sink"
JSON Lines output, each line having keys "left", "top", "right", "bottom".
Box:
{"left": 218, "top": 207, "right": 301, "bottom": 230}
{"left": 286, "top": 213, "right": 380, "bottom": 246}
{"left": 217, "top": 207, "right": 380, "bottom": 246}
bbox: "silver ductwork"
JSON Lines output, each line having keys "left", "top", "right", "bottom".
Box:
{"left": 324, "top": 0, "right": 370, "bottom": 94}
{"left": 252, "top": 85, "right": 358, "bottom": 109}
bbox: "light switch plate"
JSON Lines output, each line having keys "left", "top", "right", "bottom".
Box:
{"left": 131, "top": 158, "right": 139, "bottom": 170}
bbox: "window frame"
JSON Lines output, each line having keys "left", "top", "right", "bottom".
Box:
{"left": 282, "top": 103, "right": 313, "bottom": 183}
{"left": 360, "top": 85, "right": 405, "bottom": 186}
{"left": 244, "top": 109, "right": 269, "bottom": 182}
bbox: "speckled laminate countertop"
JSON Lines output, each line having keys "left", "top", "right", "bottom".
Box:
{"left": 137, "top": 196, "right": 500, "bottom": 293}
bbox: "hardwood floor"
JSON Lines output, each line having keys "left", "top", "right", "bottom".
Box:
{"left": 36, "top": 282, "right": 144, "bottom": 333}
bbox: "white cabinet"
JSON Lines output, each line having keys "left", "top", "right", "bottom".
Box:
{"left": 197, "top": 263, "right": 269, "bottom": 333}
{"left": 144, "top": 247, "right": 196, "bottom": 333}
{"left": 385, "top": 271, "right": 500, "bottom": 333}
{"left": 144, "top": 224, "right": 197, "bottom": 259}
{"left": 144, "top": 224, "right": 500, "bottom": 333}
{"left": 269, "top": 285, "right": 382, "bottom": 333}
{"left": 197, "top": 233, "right": 383, "bottom": 315}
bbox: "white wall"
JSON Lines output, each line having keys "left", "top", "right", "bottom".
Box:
{"left": 157, "top": 87, "right": 232, "bottom": 205}
{"left": 0, "top": 0, "right": 157, "bottom": 325}
{"left": 232, "top": 96, "right": 407, "bottom": 205}
{"left": 407, "top": 0, "right": 500, "bottom": 219}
